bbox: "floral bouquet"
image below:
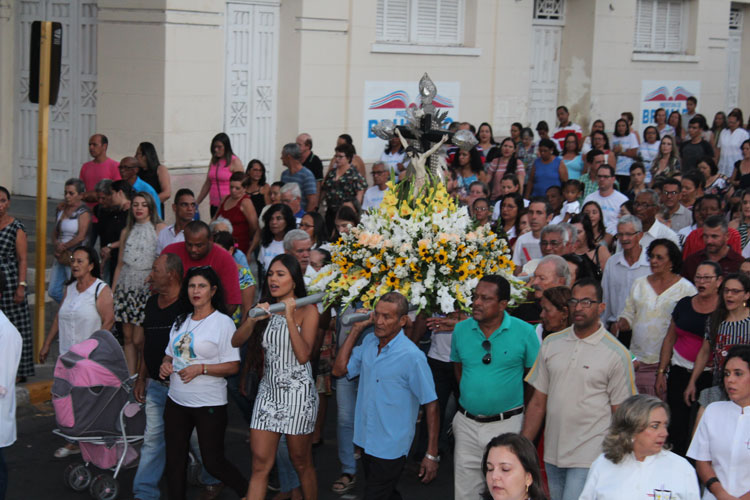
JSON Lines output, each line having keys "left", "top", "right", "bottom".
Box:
{"left": 310, "top": 174, "right": 527, "bottom": 315}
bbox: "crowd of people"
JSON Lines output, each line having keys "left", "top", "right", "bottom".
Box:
{"left": 2, "top": 96, "right": 750, "bottom": 500}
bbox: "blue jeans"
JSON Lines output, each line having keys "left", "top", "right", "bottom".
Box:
{"left": 132, "top": 380, "right": 218, "bottom": 500}
{"left": 335, "top": 375, "right": 358, "bottom": 476}
{"left": 277, "top": 436, "right": 300, "bottom": 492}
{"left": 49, "top": 262, "right": 70, "bottom": 304}
{"left": 544, "top": 463, "right": 589, "bottom": 500}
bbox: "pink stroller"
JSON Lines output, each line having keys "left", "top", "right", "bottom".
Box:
{"left": 52, "top": 330, "right": 145, "bottom": 500}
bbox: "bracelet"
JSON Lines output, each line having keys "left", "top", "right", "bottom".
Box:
{"left": 657, "top": 368, "right": 666, "bottom": 374}
{"left": 705, "top": 477, "right": 719, "bottom": 492}
{"left": 202, "top": 364, "right": 207, "bottom": 375}
{"left": 424, "top": 453, "right": 441, "bottom": 463}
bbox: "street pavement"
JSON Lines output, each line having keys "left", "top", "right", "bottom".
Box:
{"left": 7, "top": 396, "right": 455, "bottom": 499}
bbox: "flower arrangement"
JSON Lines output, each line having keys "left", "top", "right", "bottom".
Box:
{"left": 310, "top": 175, "right": 527, "bottom": 315}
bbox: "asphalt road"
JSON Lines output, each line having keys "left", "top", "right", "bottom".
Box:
{"left": 6, "top": 397, "right": 455, "bottom": 499}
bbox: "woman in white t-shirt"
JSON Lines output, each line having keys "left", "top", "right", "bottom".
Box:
{"left": 718, "top": 109, "right": 750, "bottom": 178}
{"left": 159, "top": 266, "right": 246, "bottom": 499}
{"left": 580, "top": 394, "right": 700, "bottom": 500}
{"left": 380, "top": 135, "right": 409, "bottom": 177}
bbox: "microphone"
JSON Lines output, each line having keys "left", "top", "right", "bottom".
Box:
{"left": 247, "top": 292, "right": 326, "bottom": 318}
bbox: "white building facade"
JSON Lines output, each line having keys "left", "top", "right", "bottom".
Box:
{"left": 1, "top": 0, "right": 749, "bottom": 206}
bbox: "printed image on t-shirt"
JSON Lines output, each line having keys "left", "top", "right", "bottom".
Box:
{"left": 172, "top": 331, "right": 196, "bottom": 371}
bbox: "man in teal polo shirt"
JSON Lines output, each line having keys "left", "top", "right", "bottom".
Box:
{"left": 451, "top": 275, "right": 539, "bottom": 500}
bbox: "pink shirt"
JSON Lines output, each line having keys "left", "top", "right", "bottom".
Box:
{"left": 209, "top": 155, "right": 239, "bottom": 206}
{"left": 79, "top": 157, "right": 121, "bottom": 211}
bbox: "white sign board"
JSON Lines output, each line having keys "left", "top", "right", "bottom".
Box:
{"left": 362, "top": 80, "right": 461, "bottom": 161}
{"left": 639, "top": 80, "right": 701, "bottom": 134}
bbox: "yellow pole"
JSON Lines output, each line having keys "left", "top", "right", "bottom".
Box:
{"left": 34, "top": 21, "right": 51, "bottom": 363}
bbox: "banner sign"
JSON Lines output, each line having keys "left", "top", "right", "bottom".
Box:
{"left": 362, "top": 80, "right": 460, "bottom": 161}
{"left": 639, "top": 80, "right": 700, "bottom": 134}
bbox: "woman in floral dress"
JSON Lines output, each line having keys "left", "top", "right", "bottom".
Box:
{"left": 112, "top": 192, "right": 165, "bottom": 373}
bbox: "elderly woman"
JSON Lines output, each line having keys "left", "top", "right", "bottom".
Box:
{"left": 687, "top": 344, "right": 750, "bottom": 500}
{"left": 40, "top": 246, "right": 114, "bottom": 457}
{"left": 50, "top": 178, "right": 92, "bottom": 304}
{"left": 537, "top": 286, "right": 572, "bottom": 343}
{"left": 579, "top": 394, "right": 700, "bottom": 500}
{"left": 617, "top": 239, "right": 697, "bottom": 398}
{"left": 320, "top": 143, "right": 368, "bottom": 232}
{"left": 481, "top": 433, "right": 547, "bottom": 500}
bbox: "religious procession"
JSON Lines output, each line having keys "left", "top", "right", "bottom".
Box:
{"left": 1, "top": 1, "right": 750, "bottom": 500}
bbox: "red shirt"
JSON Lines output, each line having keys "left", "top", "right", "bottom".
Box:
{"left": 161, "top": 242, "right": 242, "bottom": 306}
{"left": 682, "top": 227, "right": 742, "bottom": 259}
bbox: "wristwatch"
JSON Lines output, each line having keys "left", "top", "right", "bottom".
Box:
{"left": 19, "top": 281, "right": 27, "bottom": 287}
{"left": 425, "top": 453, "right": 441, "bottom": 463}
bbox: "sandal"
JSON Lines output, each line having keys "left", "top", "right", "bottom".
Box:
{"left": 331, "top": 473, "right": 356, "bottom": 494}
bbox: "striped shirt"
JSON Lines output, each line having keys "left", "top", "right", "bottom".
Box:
{"left": 706, "top": 315, "right": 750, "bottom": 385}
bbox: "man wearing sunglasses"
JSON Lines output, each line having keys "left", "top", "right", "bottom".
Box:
{"left": 523, "top": 278, "right": 636, "bottom": 500}
{"left": 450, "top": 275, "right": 539, "bottom": 500}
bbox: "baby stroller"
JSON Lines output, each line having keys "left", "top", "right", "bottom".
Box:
{"left": 52, "top": 330, "right": 145, "bottom": 500}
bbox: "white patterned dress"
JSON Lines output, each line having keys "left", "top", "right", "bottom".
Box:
{"left": 114, "top": 222, "right": 158, "bottom": 325}
{"left": 250, "top": 314, "right": 318, "bottom": 434}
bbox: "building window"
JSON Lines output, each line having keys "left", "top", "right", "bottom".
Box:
{"left": 534, "top": 0, "right": 564, "bottom": 23}
{"left": 633, "top": 0, "right": 687, "bottom": 53}
{"left": 376, "top": 0, "right": 465, "bottom": 46}
{"left": 729, "top": 7, "right": 743, "bottom": 31}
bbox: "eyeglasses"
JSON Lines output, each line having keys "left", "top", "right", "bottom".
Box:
{"left": 616, "top": 231, "right": 640, "bottom": 238}
{"left": 724, "top": 288, "right": 746, "bottom": 295}
{"left": 633, "top": 202, "right": 654, "bottom": 208}
{"left": 299, "top": 222, "right": 314, "bottom": 229}
{"left": 540, "top": 240, "right": 562, "bottom": 247}
{"left": 694, "top": 275, "right": 717, "bottom": 282}
{"left": 597, "top": 175, "right": 612, "bottom": 179}
{"left": 474, "top": 207, "right": 489, "bottom": 212}
{"left": 567, "top": 298, "right": 600, "bottom": 308}
{"left": 663, "top": 190, "right": 680, "bottom": 196}
{"left": 482, "top": 340, "right": 492, "bottom": 365}
{"left": 372, "top": 170, "right": 387, "bottom": 175}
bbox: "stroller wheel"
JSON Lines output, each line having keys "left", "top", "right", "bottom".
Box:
{"left": 64, "top": 463, "right": 92, "bottom": 492}
{"left": 89, "top": 474, "right": 119, "bottom": 500}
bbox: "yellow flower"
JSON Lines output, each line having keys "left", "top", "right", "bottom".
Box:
{"left": 456, "top": 263, "right": 470, "bottom": 281}
{"left": 385, "top": 273, "right": 400, "bottom": 288}
{"left": 395, "top": 257, "right": 406, "bottom": 268}
{"left": 435, "top": 248, "right": 448, "bottom": 265}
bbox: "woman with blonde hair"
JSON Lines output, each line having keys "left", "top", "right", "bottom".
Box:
{"left": 112, "top": 192, "right": 166, "bottom": 373}
{"left": 579, "top": 394, "right": 700, "bottom": 499}
{"left": 650, "top": 135, "right": 681, "bottom": 180}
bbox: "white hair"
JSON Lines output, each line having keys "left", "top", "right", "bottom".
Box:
{"left": 209, "top": 216, "right": 233, "bottom": 233}
{"left": 280, "top": 182, "right": 302, "bottom": 199}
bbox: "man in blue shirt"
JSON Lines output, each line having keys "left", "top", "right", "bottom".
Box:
{"left": 279, "top": 143, "right": 318, "bottom": 212}
{"left": 451, "top": 275, "right": 540, "bottom": 500}
{"left": 333, "top": 292, "right": 439, "bottom": 499}
{"left": 118, "top": 156, "right": 163, "bottom": 218}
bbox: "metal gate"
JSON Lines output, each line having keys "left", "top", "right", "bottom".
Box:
{"left": 14, "top": 0, "right": 97, "bottom": 197}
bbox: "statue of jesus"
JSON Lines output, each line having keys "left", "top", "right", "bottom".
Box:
{"left": 395, "top": 128, "right": 449, "bottom": 191}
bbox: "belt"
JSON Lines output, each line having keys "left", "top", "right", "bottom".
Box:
{"left": 457, "top": 404, "right": 523, "bottom": 423}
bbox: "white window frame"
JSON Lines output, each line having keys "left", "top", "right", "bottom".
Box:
{"left": 375, "top": 0, "right": 465, "bottom": 47}
{"left": 633, "top": 0, "right": 688, "bottom": 55}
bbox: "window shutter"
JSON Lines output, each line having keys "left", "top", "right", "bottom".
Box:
{"left": 414, "top": 0, "right": 463, "bottom": 45}
{"left": 634, "top": 0, "right": 655, "bottom": 51}
{"left": 634, "top": 0, "right": 684, "bottom": 53}
{"left": 377, "top": 0, "right": 410, "bottom": 42}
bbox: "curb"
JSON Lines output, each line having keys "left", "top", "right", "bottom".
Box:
{"left": 16, "top": 379, "right": 53, "bottom": 410}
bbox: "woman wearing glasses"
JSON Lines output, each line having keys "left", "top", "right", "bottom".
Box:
{"left": 617, "top": 239, "right": 697, "bottom": 399}
{"left": 684, "top": 273, "right": 750, "bottom": 408}
{"left": 655, "top": 261, "right": 722, "bottom": 456}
